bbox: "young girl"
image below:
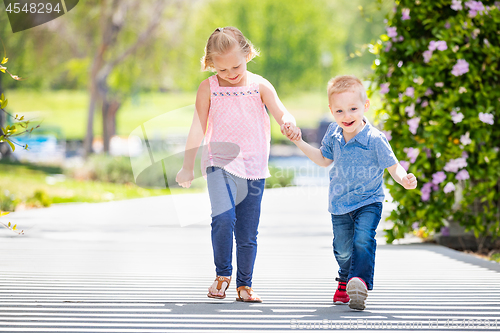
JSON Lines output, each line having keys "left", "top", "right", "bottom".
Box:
{"left": 176, "top": 27, "right": 300, "bottom": 302}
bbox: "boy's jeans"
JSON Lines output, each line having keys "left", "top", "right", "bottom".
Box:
{"left": 331, "top": 202, "right": 382, "bottom": 290}
{"left": 206, "top": 167, "right": 265, "bottom": 288}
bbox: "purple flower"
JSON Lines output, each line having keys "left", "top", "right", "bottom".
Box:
{"left": 441, "top": 227, "right": 450, "bottom": 237}
{"left": 405, "top": 87, "right": 415, "bottom": 98}
{"left": 428, "top": 41, "right": 447, "bottom": 51}
{"left": 400, "top": 160, "right": 410, "bottom": 171}
{"left": 451, "top": 59, "right": 469, "bottom": 76}
{"left": 423, "top": 50, "right": 433, "bottom": 63}
{"left": 407, "top": 117, "right": 420, "bottom": 135}
{"left": 423, "top": 148, "right": 432, "bottom": 158}
{"left": 424, "top": 88, "right": 434, "bottom": 96}
{"left": 405, "top": 104, "right": 416, "bottom": 117}
{"left": 402, "top": 8, "right": 411, "bottom": 20}
{"left": 479, "top": 112, "right": 494, "bottom": 125}
{"left": 384, "top": 41, "right": 393, "bottom": 52}
{"left": 421, "top": 182, "right": 433, "bottom": 201}
{"left": 435, "top": 82, "right": 444, "bottom": 87}
{"left": 404, "top": 147, "right": 420, "bottom": 163}
{"left": 451, "top": 0, "right": 463, "bottom": 10}
{"left": 456, "top": 169, "right": 470, "bottom": 180}
{"left": 421, "top": 100, "right": 429, "bottom": 108}
{"left": 468, "top": 0, "right": 485, "bottom": 10}
{"left": 380, "top": 83, "right": 390, "bottom": 94}
{"left": 443, "top": 157, "right": 468, "bottom": 173}
{"left": 382, "top": 130, "right": 392, "bottom": 141}
{"left": 436, "top": 41, "right": 448, "bottom": 51}
{"left": 443, "top": 182, "right": 456, "bottom": 193}
{"left": 445, "top": 22, "right": 451, "bottom": 29}
{"left": 386, "top": 27, "right": 398, "bottom": 38}
{"left": 398, "top": 36, "right": 405, "bottom": 42}
{"left": 451, "top": 110, "right": 464, "bottom": 123}
{"left": 432, "top": 171, "right": 447, "bottom": 185}
{"left": 460, "top": 132, "right": 472, "bottom": 145}
{"left": 412, "top": 222, "right": 420, "bottom": 230}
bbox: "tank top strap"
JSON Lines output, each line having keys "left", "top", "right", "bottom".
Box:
{"left": 248, "top": 74, "right": 261, "bottom": 92}
{"left": 208, "top": 75, "right": 219, "bottom": 92}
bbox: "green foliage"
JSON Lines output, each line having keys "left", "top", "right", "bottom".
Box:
{"left": 67, "top": 155, "right": 135, "bottom": 184}
{"left": 26, "top": 190, "right": 52, "bottom": 208}
{"left": 371, "top": 0, "right": 500, "bottom": 243}
{"left": 0, "top": 160, "right": 176, "bottom": 210}
{"left": 0, "top": 190, "right": 19, "bottom": 211}
{"left": 265, "top": 165, "right": 295, "bottom": 189}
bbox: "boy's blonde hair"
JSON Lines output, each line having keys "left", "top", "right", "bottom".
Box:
{"left": 201, "top": 27, "right": 259, "bottom": 72}
{"left": 327, "top": 75, "right": 367, "bottom": 104}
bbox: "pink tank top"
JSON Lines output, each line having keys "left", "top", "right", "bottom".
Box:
{"left": 202, "top": 74, "right": 271, "bottom": 180}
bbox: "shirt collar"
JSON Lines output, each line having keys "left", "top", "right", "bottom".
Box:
{"left": 331, "top": 117, "right": 371, "bottom": 146}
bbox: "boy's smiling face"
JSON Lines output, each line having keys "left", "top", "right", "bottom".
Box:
{"left": 329, "top": 90, "right": 370, "bottom": 142}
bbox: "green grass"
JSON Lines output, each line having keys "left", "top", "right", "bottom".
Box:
{"left": 6, "top": 90, "right": 197, "bottom": 140}
{"left": 0, "top": 161, "right": 198, "bottom": 209}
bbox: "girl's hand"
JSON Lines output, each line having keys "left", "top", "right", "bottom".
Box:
{"left": 176, "top": 168, "right": 195, "bottom": 188}
{"left": 281, "top": 122, "right": 302, "bottom": 141}
{"left": 402, "top": 173, "right": 417, "bottom": 190}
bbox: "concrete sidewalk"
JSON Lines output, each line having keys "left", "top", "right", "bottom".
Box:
{"left": 1, "top": 186, "right": 499, "bottom": 332}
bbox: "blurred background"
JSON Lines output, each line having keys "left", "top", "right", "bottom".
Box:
{"left": 0, "top": 0, "right": 392, "bottom": 211}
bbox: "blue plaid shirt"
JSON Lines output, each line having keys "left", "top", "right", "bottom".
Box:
{"left": 320, "top": 119, "right": 398, "bottom": 215}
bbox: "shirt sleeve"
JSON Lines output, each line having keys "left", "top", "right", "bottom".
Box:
{"left": 374, "top": 132, "right": 398, "bottom": 169}
{"left": 319, "top": 122, "right": 336, "bottom": 161}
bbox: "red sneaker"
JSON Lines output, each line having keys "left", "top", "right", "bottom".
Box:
{"left": 346, "top": 277, "right": 368, "bottom": 310}
{"left": 333, "top": 278, "right": 349, "bottom": 304}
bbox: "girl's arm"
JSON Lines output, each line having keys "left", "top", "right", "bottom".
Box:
{"left": 387, "top": 163, "right": 418, "bottom": 189}
{"left": 293, "top": 139, "right": 333, "bottom": 168}
{"left": 176, "top": 79, "right": 210, "bottom": 188}
{"left": 259, "top": 78, "right": 301, "bottom": 140}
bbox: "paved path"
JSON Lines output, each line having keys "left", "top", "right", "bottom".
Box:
{"left": 1, "top": 186, "right": 499, "bottom": 332}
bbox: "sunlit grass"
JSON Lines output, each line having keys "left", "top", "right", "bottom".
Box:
{"left": 0, "top": 161, "right": 199, "bottom": 209}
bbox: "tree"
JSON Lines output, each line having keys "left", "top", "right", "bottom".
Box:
{"left": 82, "top": 0, "right": 170, "bottom": 155}
{"left": 371, "top": 0, "right": 500, "bottom": 243}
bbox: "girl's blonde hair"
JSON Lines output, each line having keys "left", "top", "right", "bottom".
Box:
{"left": 327, "top": 75, "right": 367, "bottom": 103}
{"left": 201, "top": 27, "right": 259, "bottom": 72}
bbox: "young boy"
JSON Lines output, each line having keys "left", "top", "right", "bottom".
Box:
{"left": 284, "top": 75, "right": 417, "bottom": 310}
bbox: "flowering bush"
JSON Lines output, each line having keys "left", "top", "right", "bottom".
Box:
{"left": 370, "top": 0, "right": 500, "bottom": 242}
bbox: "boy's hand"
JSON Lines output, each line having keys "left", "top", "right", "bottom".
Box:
{"left": 280, "top": 122, "right": 302, "bottom": 141}
{"left": 402, "top": 173, "right": 417, "bottom": 189}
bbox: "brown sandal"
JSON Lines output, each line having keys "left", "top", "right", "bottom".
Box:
{"left": 236, "top": 286, "right": 262, "bottom": 303}
{"left": 207, "top": 276, "right": 231, "bottom": 299}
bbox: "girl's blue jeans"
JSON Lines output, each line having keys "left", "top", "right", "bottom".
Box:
{"left": 206, "top": 167, "right": 265, "bottom": 288}
{"left": 331, "top": 202, "right": 382, "bottom": 290}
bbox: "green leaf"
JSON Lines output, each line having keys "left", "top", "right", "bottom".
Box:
{"left": 1, "top": 57, "right": 7, "bottom": 65}
{"left": 6, "top": 139, "right": 15, "bottom": 152}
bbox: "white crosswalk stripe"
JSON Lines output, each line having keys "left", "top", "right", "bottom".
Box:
{"left": 1, "top": 186, "right": 499, "bottom": 331}
{"left": 1, "top": 246, "right": 499, "bottom": 332}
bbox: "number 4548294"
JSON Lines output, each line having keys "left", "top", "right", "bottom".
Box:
{"left": 5, "top": 2, "right": 61, "bottom": 14}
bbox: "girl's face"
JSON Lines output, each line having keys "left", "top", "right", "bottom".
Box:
{"left": 212, "top": 46, "right": 248, "bottom": 86}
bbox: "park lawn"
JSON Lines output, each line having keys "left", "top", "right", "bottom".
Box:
{"left": 0, "top": 161, "right": 196, "bottom": 209}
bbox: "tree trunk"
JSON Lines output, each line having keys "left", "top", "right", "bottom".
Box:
{"left": 102, "top": 96, "right": 121, "bottom": 153}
